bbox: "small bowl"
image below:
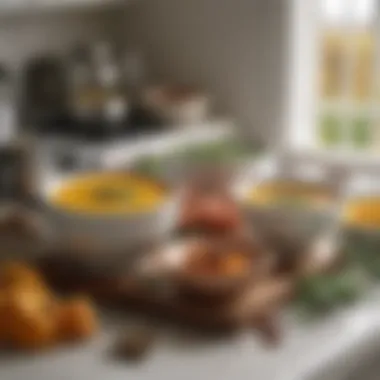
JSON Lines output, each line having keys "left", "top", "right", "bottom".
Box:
{"left": 141, "top": 85, "right": 210, "bottom": 126}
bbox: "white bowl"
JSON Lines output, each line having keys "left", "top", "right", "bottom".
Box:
{"left": 235, "top": 159, "right": 342, "bottom": 247}
{"left": 37, "top": 171, "right": 179, "bottom": 262}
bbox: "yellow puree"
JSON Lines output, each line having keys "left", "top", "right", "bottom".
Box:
{"left": 344, "top": 197, "right": 380, "bottom": 228}
{"left": 51, "top": 173, "right": 167, "bottom": 215}
{"left": 248, "top": 181, "right": 332, "bottom": 208}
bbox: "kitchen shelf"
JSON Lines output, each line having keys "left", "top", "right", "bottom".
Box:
{"left": 0, "top": 0, "right": 129, "bottom": 17}
{"left": 37, "top": 119, "right": 235, "bottom": 174}
{"left": 99, "top": 119, "right": 234, "bottom": 168}
{"left": 288, "top": 148, "right": 380, "bottom": 172}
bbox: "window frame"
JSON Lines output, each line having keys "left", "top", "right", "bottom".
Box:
{"left": 284, "top": 0, "right": 380, "bottom": 172}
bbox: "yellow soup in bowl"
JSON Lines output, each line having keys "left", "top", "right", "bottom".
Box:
{"left": 50, "top": 172, "right": 167, "bottom": 215}
{"left": 344, "top": 197, "right": 380, "bottom": 229}
{"left": 247, "top": 180, "right": 333, "bottom": 209}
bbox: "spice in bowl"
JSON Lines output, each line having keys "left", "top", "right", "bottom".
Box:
{"left": 184, "top": 245, "right": 251, "bottom": 278}
{"left": 175, "top": 239, "right": 257, "bottom": 300}
{"left": 112, "top": 327, "right": 156, "bottom": 362}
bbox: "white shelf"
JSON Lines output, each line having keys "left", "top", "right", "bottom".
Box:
{"left": 37, "top": 119, "right": 234, "bottom": 172}
{"left": 99, "top": 120, "right": 234, "bottom": 168}
{"left": 288, "top": 148, "right": 380, "bottom": 172}
{"left": 0, "top": 0, "right": 129, "bottom": 17}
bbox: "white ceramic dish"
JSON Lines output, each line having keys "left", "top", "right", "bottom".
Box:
{"left": 37, "top": 171, "right": 180, "bottom": 262}
{"left": 142, "top": 85, "right": 210, "bottom": 126}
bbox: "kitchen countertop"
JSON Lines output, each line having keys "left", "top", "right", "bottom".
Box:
{"left": 4, "top": 151, "right": 380, "bottom": 380}
{"left": 2, "top": 291, "right": 380, "bottom": 380}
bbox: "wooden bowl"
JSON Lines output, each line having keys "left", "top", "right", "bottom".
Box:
{"left": 172, "top": 236, "right": 272, "bottom": 302}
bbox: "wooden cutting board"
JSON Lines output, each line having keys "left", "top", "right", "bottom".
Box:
{"left": 38, "top": 253, "right": 293, "bottom": 343}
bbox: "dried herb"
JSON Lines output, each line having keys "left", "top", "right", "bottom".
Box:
{"left": 295, "top": 264, "right": 368, "bottom": 317}
{"left": 112, "top": 327, "right": 155, "bottom": 361}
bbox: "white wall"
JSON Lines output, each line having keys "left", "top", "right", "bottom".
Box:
{"left": 120, "top": 0, "right": 289, "bottom": 146}
{"left": 0, "top": 1, "right": 290, "bottom": 146}
{"left": 0, "top": 9, "right": 117, "bottom": 69}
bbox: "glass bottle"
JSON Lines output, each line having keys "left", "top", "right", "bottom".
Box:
{"left": 0, "top": 64, "right": 35, "bottom": 208}
{"left": 92, "top": 41, "right": 128, "bottom": 139}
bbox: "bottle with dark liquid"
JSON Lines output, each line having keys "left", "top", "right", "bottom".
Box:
{"left": 0, "top": 64, "right": 39, "bottom": 244}
{"left": 21, "top": 55, "right": 68, "bottom": 135}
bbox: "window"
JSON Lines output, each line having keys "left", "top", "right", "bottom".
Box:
{"left": 288, "top": 0, "right": 380, "bottom": 155}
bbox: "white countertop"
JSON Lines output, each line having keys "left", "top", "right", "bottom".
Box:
{"left": 11, "top": 129, "right": 380, "bottom": 380}
{"left": 2, "top": 291, "right": 380, "bottom": 380}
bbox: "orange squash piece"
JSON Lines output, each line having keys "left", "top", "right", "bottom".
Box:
{"left": 0, "top": 292, "right": 8, "bottom": 344}
{"left": 56, "top": 297, "right": 98, "bottom": 342}
{"left": 6, "top": 289, "right": 56, "bottom": 350}
{"left": 0, "top": 262, "right": 46, "bottom": 291}
{"left": 9, "top": 311, "right": 56, "bottom": 350}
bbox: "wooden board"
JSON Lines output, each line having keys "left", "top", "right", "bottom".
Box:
{"left": 38, "top": 255, "right": 293, "bottom": 338}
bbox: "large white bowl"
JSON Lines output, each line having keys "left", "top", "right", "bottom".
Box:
{"left": 38, "top": 171, "right": 180, "bottom": 263}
